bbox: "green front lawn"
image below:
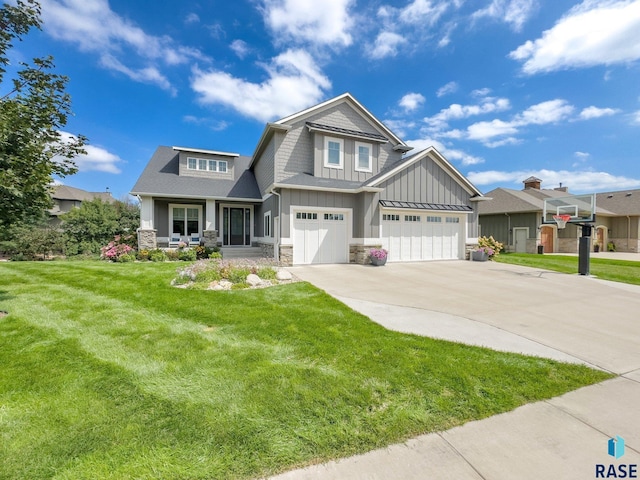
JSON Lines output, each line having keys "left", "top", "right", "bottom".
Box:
{"left": 0, "top": 261, "right": 612, "bottom": 479}
{"left": 495, "top": 253, "right": 640, "bottom": 285}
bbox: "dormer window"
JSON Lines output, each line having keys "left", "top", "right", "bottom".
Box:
{"left": 187, "top": 156, "right": 228, "bottom": 172}
{"left": 355, "top": 142, "right": 372, "bottom": 172}
{"left": 324, "top": 137, "right": 343, "bottom": 169}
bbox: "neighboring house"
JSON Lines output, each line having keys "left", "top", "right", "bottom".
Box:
{"left": 49, "top": 185, "right": 114, "bottom": 226}
{"left": 131, "top": 93, "right": 485, "bottom": 265}
{"left": 478, "top": 177, "right": 640, "bottom": 253}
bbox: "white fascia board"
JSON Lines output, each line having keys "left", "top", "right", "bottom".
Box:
{"left": 275, "top": 92, "right": 408, "bottom": 149}
{"left": 250, "top": 123, "right": 291, "bottom": 168}
{"left": 129, "top": 192, "right": 261, "bottom": 202}
{"left": 470, "top": 196, "right": 492, "bottom": 202}
{"left": 273, "top": 183, "right": 384, "bottom": 194}
{"left": 367, "top": 146, "right": 483, "bottom": 197}
{"left": 172, "top": 146, "right": 239, "bottom": 157}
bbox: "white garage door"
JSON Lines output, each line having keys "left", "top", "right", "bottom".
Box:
{"left": 381, "top": 211, "right": 464, "bottom": 262}
{"left": 293, "top": 210, "right": 349, "bottom": 264}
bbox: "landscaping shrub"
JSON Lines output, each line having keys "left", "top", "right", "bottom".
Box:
{"left": 149, "top": 249, "right": 167, "bottom": 262}
{"left": 177, "top": 248, "right": 197, "bottom": 262}
{"left": 228, "top": 266, "right": 251, "bottom": 284}
{"left": 100, "top": 235, "right": 135, "bottom": 262}
{"left": 477, "top": 235, "right": 504, "bottom": 259}
{"left": 257, "top": 266, "right": 277, "bottom": 280}
{"left": 136, "top": 249, "right": 150, "bottom": 261}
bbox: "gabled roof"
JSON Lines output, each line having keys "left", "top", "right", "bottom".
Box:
{"left": 365, "top": 146, "right": 483, "bottom": 197}
{"left": 478, "top": 187, "right": 619, "bottom": 216}
{"left": 130, "top": 146, "right": 261, "bottom": 200}
{"left": 251, "top": 93, "right": 411, "bottom": 166}
{"left": 52, "top": 185, "right": 114, "bottom": 203}
{"left": 596, "top": 189, "right": 640, "bottom": 216}
{"left": 276, "top": 93, "right": 408, "bottom": 148}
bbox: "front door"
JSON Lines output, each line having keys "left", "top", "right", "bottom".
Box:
{"left": 223, "top": 207, "right": 251, "bottom": 246}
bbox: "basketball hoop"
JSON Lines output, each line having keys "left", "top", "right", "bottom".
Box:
{"left": 553, "top": 214, "right": 571, "bottom": 229}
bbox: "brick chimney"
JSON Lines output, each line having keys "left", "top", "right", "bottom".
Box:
{"left": 523, "top": 176, "right": 542, "bottom": 190}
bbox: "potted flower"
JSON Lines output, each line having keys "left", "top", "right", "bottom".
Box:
{"left": 472, "top": 236, "right": 503, "bottom": 261}
{"left": 472, "top": 246, "right": 493, "bottom": 261}
{"left": 369, "top": 248, "right": 388, "bottom": 266}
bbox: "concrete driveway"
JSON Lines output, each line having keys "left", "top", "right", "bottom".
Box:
{"left": 268, "top": 260, "right": 640, "bottom": 480}
{"left": 289, "top": 260, "right": 640, "bottom": 375}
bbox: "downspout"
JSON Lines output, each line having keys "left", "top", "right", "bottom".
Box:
{"left": 505, "top": 212, "right": 511, "bottom": 249}
{"left": 270, "top": 188, "right": 281, "bottom": 262}
{"left": 628, "top": 215, "right": 631, "bottom": 251}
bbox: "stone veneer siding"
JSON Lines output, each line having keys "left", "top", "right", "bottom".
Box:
{"left": 279, "top": 245, "right": 293, "bottom": 266}
{"left": 137, "top": 229, "right": 157, "bottom": 250}
{"left": 203, "top": 230, "right": 218, "bottom": 248}
{"left": 350, "top": 244, "right": 382, "bottom": 265}
{"left": 257, "top": 242, "right": 275, "bottom": 259}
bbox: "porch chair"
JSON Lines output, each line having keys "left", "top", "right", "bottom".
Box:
{"left": 189, "top": 233, "right": 200, "bottom": 247}
{"left": 169, "top": 232, "right": 181, "bottom": 248}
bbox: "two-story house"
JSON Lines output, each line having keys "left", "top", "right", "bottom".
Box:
{"left": 131, "top": 93, "right": 484, "bottom": 265}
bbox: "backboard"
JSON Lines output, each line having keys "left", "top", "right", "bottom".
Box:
{"left": 542, "top": 194, "right": 596, "bottom": 224}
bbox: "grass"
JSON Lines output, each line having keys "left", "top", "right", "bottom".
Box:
{"left": 495, "top": 253, "right": 640, "bottom": 285}
{"left": 0, "top": 261, "right": 612, "bottom": 479}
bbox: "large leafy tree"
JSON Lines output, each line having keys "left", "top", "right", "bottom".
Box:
{"left": 0, "top": 0, "right": 86, "bottom": 231}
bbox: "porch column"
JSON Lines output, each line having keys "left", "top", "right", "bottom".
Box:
{"left": 137, "top": 196, "right": 157, "bottom": 249}
{"left": 203, "top": 199, "right": 218, "bottom": 247}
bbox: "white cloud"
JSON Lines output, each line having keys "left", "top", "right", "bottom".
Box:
{"left": 472, "top": 88, "right": 492, "bottom": 97}
{"left": 368, "top": 31, "right": 407, "bottom": 59}
{"left": 424, "top": 97, "right": 511, "bottom": 131}
{"left": 632, "top": 110, "right": 640, "bottom": 124}
{"left": 191, "top": 49, "right": 331, "bottom": 122}
{"left": 575, "top": 151, "right": 590, "bottom": 159}
{"left": 467, "top": 168, "right": 640, "bottom": 193}
{"left": 40, "top": 0, "right": 205, "bottom": 90}
{"left": 579, "top": 106, "right": 619, "bottom": 119}
{"left": 185, "top": 13, "right": 200, "bottom": 24}
{"left": 100, "top": 54, "right": 175, "bottom": 94}
{"left": 183, "top": 116, "right": 229, "bottom": 131}
{"left": 261, "top": 0, "right": 354, "bottom": 47}
{"left": 58, "top": 131, "right": 123, "bottom": 174}
{"left": 406, "top": 137, "right": 485, "bottom": 166}
{"left": 230, "top": 39, "right": 250, "bottom": 59}
{"left": 436, "top": 81, "right": 458, "bottom": 97}
{"left": 513, "top": 99, "right": 574, "bottom": 126}
{"left": 467, "top": 119, "right": 519, "bottom": 142}
{"left": 398, "top": 0, "right": 449, "bottom": 25}
{"left": 472, "top": 0, "right": 537, "bottom": 31}
{"left": 510, "top": 0, "right": 640, "bottom": 74}
{"left": 399, "top": 93, "right": 425, "bottom": 112}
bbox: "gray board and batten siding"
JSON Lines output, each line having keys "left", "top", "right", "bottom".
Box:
{"left": 378, "top": 155, "right": 479, "bottom": 239}
{"left": 275, "top": 102, "right": 404, "bottom": 184}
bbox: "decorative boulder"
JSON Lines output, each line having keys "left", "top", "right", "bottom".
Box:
{"left": 276, "top": 269, "right": 293, "bottom": 281}
{"left": 246, "top": 274, "right": 262, "bottom": 286}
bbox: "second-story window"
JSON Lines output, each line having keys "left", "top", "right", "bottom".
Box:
{"left": 355, "top": 142, "right": 372, "bottom": 172}
{"left": 187, "top": 157, "right": 228, "bottom": 172}
{"left": 324, "top": 137, "right": 343, "bottom": 169}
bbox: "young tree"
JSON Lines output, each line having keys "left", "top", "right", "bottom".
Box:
{"left": 0, "top": 0, "right": 86, "bottom": 231}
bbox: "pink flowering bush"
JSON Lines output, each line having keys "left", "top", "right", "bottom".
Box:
{"left": 101, "top": 236, "right": 135, "bottom": 261}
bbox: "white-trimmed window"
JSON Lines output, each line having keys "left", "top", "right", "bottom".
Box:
{"left": 187, "top": 157, "right": 228, "bottom": 172}
{"left": 264, "top": 211, "right": 271, "bottom": 238}
{"left": 170, "top": 204, "right": 202, "bottom": 236}
{"left": 324, "top": 137, "right": 344, "bottom": 169}
{"left": 354, "top": 142, "right": 372, "bottom": 172}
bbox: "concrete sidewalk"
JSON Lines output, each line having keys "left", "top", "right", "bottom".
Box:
{"left": 267, "top": 261, "right": 640, "bottom": 480}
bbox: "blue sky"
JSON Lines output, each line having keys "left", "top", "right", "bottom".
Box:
{"left": 6, "top": 0, "right": 640, "bottom": 199}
